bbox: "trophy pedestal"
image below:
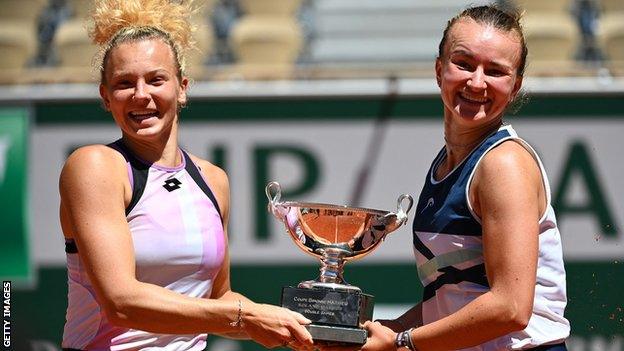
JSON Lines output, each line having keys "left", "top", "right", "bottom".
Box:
{"left": 281, "top": 286, "right": 374, "bottom": 345}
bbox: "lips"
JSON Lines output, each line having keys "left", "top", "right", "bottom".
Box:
{"left": 128, "top": 110, "right": 159, "bottom": 121}
{"left": 459, "top": 92, "right": 489, "bottom": 104}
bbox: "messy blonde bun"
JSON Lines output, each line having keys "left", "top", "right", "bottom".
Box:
{"left": 89, "top": 0, "right": 199, "bottom": 82}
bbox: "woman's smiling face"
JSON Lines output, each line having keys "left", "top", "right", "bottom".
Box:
{"left": 436, "top": 18, "right": 523, "bottom": 127}
{"left": 99, "top": 38, "right": 188, "bottom": 139}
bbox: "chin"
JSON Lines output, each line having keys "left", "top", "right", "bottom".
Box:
{"left": 453, "top": 108, "right": 486, "bottom": 122}
{"left": 135, "top": 128, "right": 164, "bottom": 138}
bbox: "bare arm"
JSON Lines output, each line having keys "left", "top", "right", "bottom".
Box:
{"left": 376, "top": 303, "right": 423, "bottom": 332}
{"left": 60, "top": 147, "right": 312, "bottom": 348}
{"left": 193, "top": 157, "right": 314, "bottom": 346}
{"left": 361, "top": 141, "right": 543, "bottom": 351}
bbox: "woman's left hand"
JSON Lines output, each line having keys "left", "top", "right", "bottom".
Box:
{"left": 360, "top": 321, "right": 397, "bottom": 351}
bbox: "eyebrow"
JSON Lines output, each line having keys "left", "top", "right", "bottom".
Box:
{"left": 450, "top": 49, "right": 513, "bottom": 71}
{"left": 110, "top": 68, "right": 171, "bottom": 79}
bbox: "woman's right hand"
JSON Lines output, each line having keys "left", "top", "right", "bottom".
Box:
{"left": 243, "top": 302, "right": 314, "bottom": 350}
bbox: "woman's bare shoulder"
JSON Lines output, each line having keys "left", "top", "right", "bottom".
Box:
{"left": 60, "top": 144, "right": 129, "bottom": 189}
{"left": 473, "top": 139, "right": 543, "bottom": 207}
{"left": 479, "top": 140, "right": 540, "bottom": 179}
{"left": 64, "top": 144, "right": 125, "bottom": 166}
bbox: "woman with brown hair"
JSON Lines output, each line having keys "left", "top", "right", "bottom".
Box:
{"left": 328, "top": 5, "right": 570, "bottom": 351}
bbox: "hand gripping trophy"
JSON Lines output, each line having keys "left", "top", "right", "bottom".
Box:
{"left": 266, "top": 181, "right": 413, "bottom": 345}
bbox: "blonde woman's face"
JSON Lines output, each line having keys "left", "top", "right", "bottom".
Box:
{"left": 99, "top": 39, "right": 188, "bottom": 139}
{"left": 435, "top": 19, "right": 523, "bottom": 128}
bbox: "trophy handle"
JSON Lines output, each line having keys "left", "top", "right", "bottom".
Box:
{"left": 265, "top": 181, "right": 283, "bottom": 215}
{"left": 394, "top": 194, "right": 414, "bottom": 225}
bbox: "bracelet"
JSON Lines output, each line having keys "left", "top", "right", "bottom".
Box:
{"left": 229, "top": 300, "right": 244, "bottom": 328}
{"left": 395, "top": 328, "right": 416, "bottom": 350}
{"left": 405, "top": 328, "right": 416, "bottom": 351}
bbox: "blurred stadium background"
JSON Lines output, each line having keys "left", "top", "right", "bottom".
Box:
{"left": 0, "top": 0, "right": 623, "bottom": 350}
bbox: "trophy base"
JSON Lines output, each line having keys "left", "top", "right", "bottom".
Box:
{"left": 281, "top": 286, "right": 374, "bottom": 345}
{"left": 307, "top": 324, "right": 367, "bottom": 345}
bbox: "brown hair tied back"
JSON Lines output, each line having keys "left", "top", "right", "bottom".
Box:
{"left": 89, "top": 0, "right": 199, "bottom": 83}
{"left": 438, "top": 4, "right": 528, "bottom": 77}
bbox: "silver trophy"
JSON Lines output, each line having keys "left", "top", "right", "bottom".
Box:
{"left": 266, "top": 181, "right": 413, "bottom": 344}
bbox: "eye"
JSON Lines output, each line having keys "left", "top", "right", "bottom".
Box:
{"left": 454, "top": 60, "right": 473, "bottom": 71}
{"left": 114, "top": 80, "right": 133, "bottom": 89}
{"left": 486, "top": 69, "right": 506, "bottom": 77}
{"left": 151, "top": 76, "right": 166, "bottom": 85}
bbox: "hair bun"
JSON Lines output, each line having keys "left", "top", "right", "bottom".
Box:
{"left": 89, "top": 0, "right": 196, "bottom": 51}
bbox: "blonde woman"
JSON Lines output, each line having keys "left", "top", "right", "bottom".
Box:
{"left": 59, "top": 1, "right": 313, "bottom": 350}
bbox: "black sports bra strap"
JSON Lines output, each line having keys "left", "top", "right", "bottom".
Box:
{"left": 65, "top": 238, "right": 78, "bottom": 254}
{"left": 106, "top": 139, "right": 149, "bottom": 215}
{"left": 180, "top": 149, "right": 223, "bottom": 222}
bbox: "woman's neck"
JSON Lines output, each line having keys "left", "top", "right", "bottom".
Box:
{"left": 121, "top": 124, "right": 181, "bottom": 167}
{"left": 439, "top": 119, "right": 502, "bottom": 175}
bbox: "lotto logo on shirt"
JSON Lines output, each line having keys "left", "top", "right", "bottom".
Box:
{"left": 3, "top": 281, "right": 10, "bottom": 348}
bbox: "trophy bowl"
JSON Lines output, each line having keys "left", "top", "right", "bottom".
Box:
{"left": 266, "top": 181, "right": 413, "bottom": 344}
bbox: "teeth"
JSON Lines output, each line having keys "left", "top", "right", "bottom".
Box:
{"left": 461, "top": 93, "right": 487, "bottom": 103}
{"left": 129, "top": 111, "right": 158, "bottom": 121}
{"left": 130, "top": 111, "right": 157, "bottom": 116}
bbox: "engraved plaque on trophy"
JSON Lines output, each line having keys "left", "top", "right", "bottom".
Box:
{"left": 266, "top": 181, "right": 413, "bottom": 345}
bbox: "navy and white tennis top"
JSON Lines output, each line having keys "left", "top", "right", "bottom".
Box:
{"left": 412, "top": 124, "right": 570, "bottom": 350}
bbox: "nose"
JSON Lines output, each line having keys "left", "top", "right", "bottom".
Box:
{"left": 467, "top": 67, "right": 487, "bottom": 90}
{"left": 132, "top": 81, "right": 150, "bottom": 102}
